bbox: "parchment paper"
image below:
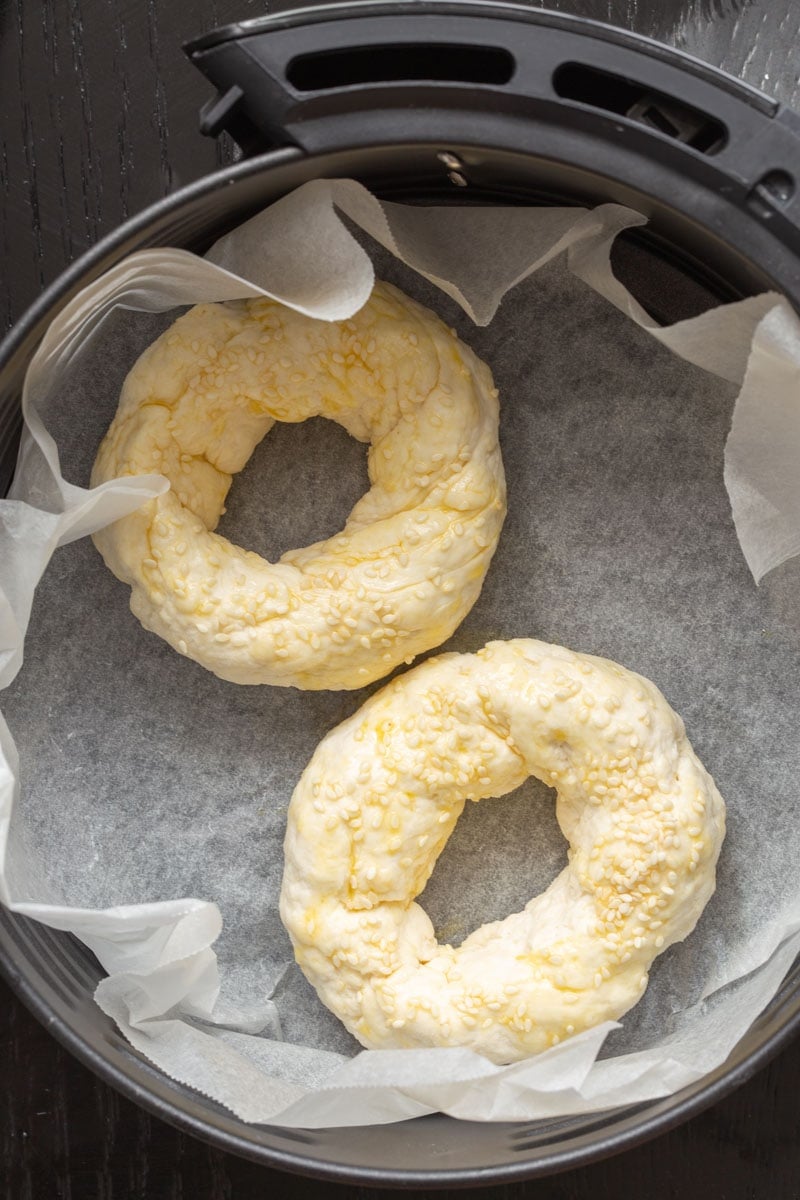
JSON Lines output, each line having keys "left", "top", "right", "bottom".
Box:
{"left": 1, "top": 179, "right": 799, "bottom": 1127}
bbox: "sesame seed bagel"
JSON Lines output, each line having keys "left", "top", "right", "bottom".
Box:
{"left": 91, "top": 282, "right": 505, "bottom": 689}
{"left": 280, "top": 639, "right": 725, "bottom": 1063}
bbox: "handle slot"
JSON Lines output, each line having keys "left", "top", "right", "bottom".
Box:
{"left": 286, "top": 43, "right": 515, "bottom": 91}
{"left": 554, "top": 62, "right": 727, "bottom": 155}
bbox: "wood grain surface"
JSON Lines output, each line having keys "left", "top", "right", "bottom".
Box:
{"left": 2, "top": 1, "right": 799, "bottom": 1196}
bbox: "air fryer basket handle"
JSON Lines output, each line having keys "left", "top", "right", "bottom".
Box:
{"left": 184, "top": 1, "right": 800, "bottom": 236}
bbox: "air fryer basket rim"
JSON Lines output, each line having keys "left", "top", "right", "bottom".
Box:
{"left": 3, "top": 6, "right": 800, "bottom": 1183}
{"left": 2, "top": 912, "right": 799, "bottom": 1187}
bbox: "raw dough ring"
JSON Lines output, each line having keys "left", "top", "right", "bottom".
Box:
{"left": 91, "top": 282, "right": 505, "bottom": 689}
{"left": 280, "top": 639, "right": 726, "bottom": 1063}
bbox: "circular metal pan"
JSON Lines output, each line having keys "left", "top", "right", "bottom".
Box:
{"left": 2, "top": 6, "right": 800, "bottom": 1179}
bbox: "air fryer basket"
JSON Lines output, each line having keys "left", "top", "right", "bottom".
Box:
{"left": 2, "top": 2, "right": 800, "bottom": 1186}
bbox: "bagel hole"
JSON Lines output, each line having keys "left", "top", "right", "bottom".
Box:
{"left": 418, "top": 776, "right": 566, "bottom": 947}
{"left": 216, "top": 416, "right": 370, "bottom": 561}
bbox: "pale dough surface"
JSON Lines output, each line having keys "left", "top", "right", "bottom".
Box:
{"left": 91, "top": 283, "right": 505, "bottom": 689}
{"left": 280, "top": 639, "right": 726, "bottom": 1063}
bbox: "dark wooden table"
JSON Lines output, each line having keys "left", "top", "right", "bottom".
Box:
{"left": 2, "top": 2, "right": 800, "bottom": 1196}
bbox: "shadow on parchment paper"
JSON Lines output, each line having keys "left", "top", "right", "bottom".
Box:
{"left": 761, "top": 557, "right": 800, "bottom": 652}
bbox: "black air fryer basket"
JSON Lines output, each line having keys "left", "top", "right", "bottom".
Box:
{"left": 2, "top": 1, "right": 800, "bottom": 1186}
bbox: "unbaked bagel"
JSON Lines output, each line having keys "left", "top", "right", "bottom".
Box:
{"left": 91, "top": 283, "right": 505, "bottom": 689}
{"left": 280, "top": 639, "right": 725, "bottom": 1063}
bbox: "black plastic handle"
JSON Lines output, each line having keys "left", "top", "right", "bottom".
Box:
{"left": 184, "top": 0, "right": 800, "bottom": 238}
{"left": 184, "top": 2, "right": 770, "bottom": 149}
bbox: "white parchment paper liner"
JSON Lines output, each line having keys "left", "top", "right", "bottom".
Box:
{"left": 2, "top": 179, "right": 800, "bottom": 1127}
